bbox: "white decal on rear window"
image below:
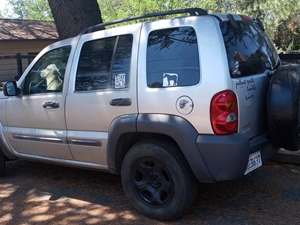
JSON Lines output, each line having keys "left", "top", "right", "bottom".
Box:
{"left": 163, "top": 73, "right": 178, "bottom": 87}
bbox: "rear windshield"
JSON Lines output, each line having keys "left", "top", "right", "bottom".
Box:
{"left": 220, "top": 19, "right": 279, "bottom": 78}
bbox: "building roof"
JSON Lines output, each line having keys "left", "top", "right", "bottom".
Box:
{"left": 0, "top": 18, "right": 59, "bottom": 41}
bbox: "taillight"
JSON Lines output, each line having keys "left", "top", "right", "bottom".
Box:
{"left": 210, "top": 90, "right": 238, "bottom": 135}
{"left": 241, "top": 15, "right": 252, "bottom": 22}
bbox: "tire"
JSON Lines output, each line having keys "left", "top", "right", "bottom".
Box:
{"left": 0, "top": 151, "right": 6, "bottom": 177}
{"left": 267, "top": 64, "right": 300, "bottom": 151}
{"left": 121, "top": 141, "right": 197, "bottom": 220}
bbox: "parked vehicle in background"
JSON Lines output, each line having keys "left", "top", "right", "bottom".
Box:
{"left": 0, "top": 8, "right": 298, "bottom": 220}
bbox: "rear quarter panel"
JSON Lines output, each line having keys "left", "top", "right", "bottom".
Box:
{"left": 138, "top": 16, "right": 232, "bottom": 134}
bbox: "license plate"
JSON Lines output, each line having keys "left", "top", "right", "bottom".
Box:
{"left": 244, "top": 151, "right": 262, "bottom": 175}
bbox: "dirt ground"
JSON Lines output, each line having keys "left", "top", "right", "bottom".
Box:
{"left": 1, "top": 160, "right": 300, "bottom": 225}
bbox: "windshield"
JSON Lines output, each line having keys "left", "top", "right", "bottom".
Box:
{"left": 220, "top": 19, "right": 280, "bottom": 78}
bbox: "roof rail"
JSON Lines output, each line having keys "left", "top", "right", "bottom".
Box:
{"left": 82, "top": 8, "right": 208, "bottom": 34}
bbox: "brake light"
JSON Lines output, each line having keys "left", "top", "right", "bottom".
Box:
{"left": 241, "top": 15, "right": 252, "bottom": 22}
{"left": 210, "top": 90, "right": 238, "bottom": 135}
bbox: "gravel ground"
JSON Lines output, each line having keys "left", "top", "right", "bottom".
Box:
{"left": 1, "top": 160, "right": 300, "bottom": 225}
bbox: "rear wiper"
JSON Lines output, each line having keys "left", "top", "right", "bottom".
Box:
{"left": 265, "top": 60, "right": 280, "bottom": 71}
{"left": 274, "top": 60, "right": 281, "bottom": 70}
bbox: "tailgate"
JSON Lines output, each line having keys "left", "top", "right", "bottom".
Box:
{"left": 233, "top": 74, "right": 269, "bottom": 138}
{"left": 220, "top": 17, "right": 279, "bottom": 139}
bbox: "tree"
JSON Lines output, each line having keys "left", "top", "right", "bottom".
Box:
{"left": 219, "top": 0, "right": 300, "bottom": 51}
{"left": 1, "top": 0, "right": 299, "bottom": 51}
{"left": 48, "top": 0, "right": 103, "bottom": 39}
{"left": 98, "top": 0, "right": 217, "bottom": 21}
{"left": 7, "top": 0, "right": 52, "bottom": 20}
{"left": 7, "top": 0, "right": 26, "bottom": 19}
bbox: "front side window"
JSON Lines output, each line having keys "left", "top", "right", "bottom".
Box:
{"left": 221, "top": 19, "right": 279, "bottom": 78}
{"left": 75, "top": 34, "right": 133, "bottom": 91}
{"left": 147, "top": 27, "right": 200, "bottom": 88}
{"left": 22, "top": 46, "right": 71, "bottom": 95}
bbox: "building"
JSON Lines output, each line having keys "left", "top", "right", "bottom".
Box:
{"left": 0, "top": 19, "right": 58, "bottom": 81}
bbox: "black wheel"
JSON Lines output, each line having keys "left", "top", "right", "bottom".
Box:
{"left": 0, "top": 151, "right": 6, "bottom": 177}
{"left": 121, "top": 141, "right": 197, "bottom": 220}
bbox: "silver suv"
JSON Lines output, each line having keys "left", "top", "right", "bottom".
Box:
{"left": 0, "top": 8, "right": 280, "bottom": 220}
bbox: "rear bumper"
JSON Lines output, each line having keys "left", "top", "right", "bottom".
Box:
{"left": 196, "top": 133, "right": 276, "bottom": 182}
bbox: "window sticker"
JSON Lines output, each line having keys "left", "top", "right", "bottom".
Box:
{"left": 162, "top": 73, "right": 178, "bottom": 87}
{"left": 114, "top": 73, "right": 126, "bottom": 89}
{"left": 176, "top": 96, "right": 194, "bottom": 115}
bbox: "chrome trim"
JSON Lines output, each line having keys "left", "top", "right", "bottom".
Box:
{"left": 12, "top": 133, "right": 102, "bottom": 147}
{"left": 16, "top": 152, "right": 108, "bottom": 170}
{"left": 69, "top": 138, "right": 102, "bottom": 147}
{"left": 12, "top": 134, "right": 65, "bottom": 144}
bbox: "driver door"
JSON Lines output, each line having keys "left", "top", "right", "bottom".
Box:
{"left": 3, "top": 45, "right": 73, "bottom": 159}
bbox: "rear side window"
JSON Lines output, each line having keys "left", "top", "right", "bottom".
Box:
{"left": 221, "top": 20, "right": 279, "bottom": 78}
{"left": 147, "top": 27, "right": 200, "bottom": 88}
{"left": 75, "top": 34, "right": 133, "bottom": 91}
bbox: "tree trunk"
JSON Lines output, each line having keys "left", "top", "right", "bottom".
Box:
{"left": 48, "top": 0, "right": 103, "bottom": 39}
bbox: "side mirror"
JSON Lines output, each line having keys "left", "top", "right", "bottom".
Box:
{"left": 14, "top": 75, "right": 21, "bottom": 81}
{"left": 3, "top": 81, "right": 20, "bottom": 96}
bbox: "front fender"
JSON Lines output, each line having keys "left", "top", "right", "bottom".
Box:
{"left": 0, "top": 123, "right": 17, "bottom": 160}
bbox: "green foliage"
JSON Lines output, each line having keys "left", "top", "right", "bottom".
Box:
{"left": 0, "top": 0, "right": 299, "bottom": 51}
{"left": 6, "top": 0, "right": 52, "bottom": 20}
{"left": 98, "top": 0, "right": 299, "bottom": 51}
{"left": 98, "top": 0, "right": 218, "bottom": 21}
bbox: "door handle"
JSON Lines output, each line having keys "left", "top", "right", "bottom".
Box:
{"left": 110, "top": 98, "right": 132, "bottom": 106}
{"left": 43, "top": 101, "right": 60, "bottom": 109}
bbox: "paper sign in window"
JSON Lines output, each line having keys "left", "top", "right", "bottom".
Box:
{"left": 114, "top": 73, "right": 126, "bottom": 89}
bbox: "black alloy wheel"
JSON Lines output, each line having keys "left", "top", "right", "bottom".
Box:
{"left": 121, "top": 141, "right": 197, "bottom": 220}
{"left": 131, "top": 157, "right": 174, "bottom": 207}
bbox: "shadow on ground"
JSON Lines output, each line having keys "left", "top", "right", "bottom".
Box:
{"left": 1, "top": 160, "right": 300, "bottom": 225}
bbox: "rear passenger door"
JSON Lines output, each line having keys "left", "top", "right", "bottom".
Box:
{"left": 66, "top": 25, "right": 140, "bottom": 167}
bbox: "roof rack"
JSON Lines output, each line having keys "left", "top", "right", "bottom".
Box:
{"left": 82, "top": 8, "right": 208, "bottom": 34}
